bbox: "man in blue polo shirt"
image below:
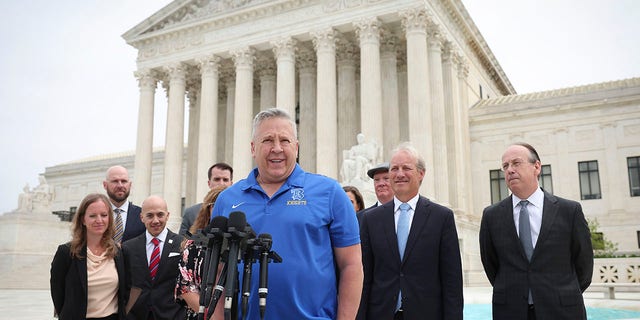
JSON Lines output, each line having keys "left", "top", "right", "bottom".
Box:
{"left": 211, "top": 108, "right": 363, "bottom": 319}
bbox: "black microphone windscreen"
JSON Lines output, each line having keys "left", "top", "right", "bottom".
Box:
{"left": 228, "top": 211, "right": 247, "bottom": 229}
{"left": 209, "top": 215, "right": 228, "bottom": 231}
{"left": 258, "top": 233, "right": 272, "bottom": 250}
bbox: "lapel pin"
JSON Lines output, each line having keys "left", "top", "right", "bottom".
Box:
{"left": 168, "top": 239, "right": 173, "bottom": 244}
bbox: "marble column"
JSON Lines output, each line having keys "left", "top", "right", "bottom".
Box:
{"left": 186, "top": 77, "right": 200, "bottom": 206}
{"left": 355, "top": 17, "right": 384, "bottom": 152}
{"left": 312, "top": 28, "right": 339, "bottom": 178}
{"left": 456, "top": 59, "right": 473, "bottom": 213}
{"left": 442, "top": 43, "right": 462, "bottom": 210}
{"left": 196, "top": 55, "right": 220, "bottom": 200}
{"left": 602, "top": 122, "right": 624, "bottom": 210}
{"left": 163, "top": 63, "right": 187, "bottom": 227}
{"left": 272, "top": 37, "right": 297, "bottom": 116}
{"left": 132, "top": 69, "right": 157, "bottom": 204}
{"left": 222, "top": 65, "right": 236, "bottom": 165}
{"left": 397, "top": 42, "right": 409, "bottom": 142}
{"left": 337, "top": 37, "right": 359, "bottom": 177}
{"left": 231, "top": 47, "right": 255, "bottom": 179}
{"left": 257, "top": 53, "right": 277, "bottom": 110}
{"left": 401, "top": 8, "right": 434, "bottom": 198}
{"left": 427, "top": 25, "right": 449, "bottom": 206}
{"left": 297, "top": 45, "right": 317, "bottom": 172}
{"left": 381, "top": 31, "right": 400, "bottom": 159}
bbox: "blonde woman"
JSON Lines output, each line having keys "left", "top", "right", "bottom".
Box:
{"left": 50, "top": 193, "right": 126, "bottom": 320}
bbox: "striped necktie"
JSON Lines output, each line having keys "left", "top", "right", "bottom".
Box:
{"left": 113, "top": 208, "right": 124, "bottom": 244}
{"left": 149, "top": 238, "right": 160, "bottom": 281}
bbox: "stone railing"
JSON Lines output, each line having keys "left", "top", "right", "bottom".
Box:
{"left": 592, "top": 257, "right": 640, "bottom": 284}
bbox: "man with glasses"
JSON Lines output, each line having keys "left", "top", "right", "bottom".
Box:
{"left": 479, "top": 142, "right": 593, "bottom": 320}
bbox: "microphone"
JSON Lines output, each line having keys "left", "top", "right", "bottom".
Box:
{"left": 257, "top": 234, "right": 272, "bottom": 320}
{"left": 224, "top": 211, "right": 249, "bottom": 320}
{"left": 198, "top": 216, "right": 227, "bottom": 320}
{"left": 240, "top": 229, "right": 257, "bottom": 320}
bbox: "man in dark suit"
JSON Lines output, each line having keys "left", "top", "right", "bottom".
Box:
{"left": 122, "top": 195, "right": 186, "bottom": 320}
{"left": 358, "top": 143, "right": 463, "bottom": 320}
{"left": 356, "top": 162, "right": 394, "bottom": 222}
{"left": 103, "top": 165, "right": 146, "bottom": 243}
{"left": 178, "top": 162, "right": 233, "bottom": 236}
{"left": 479, "top": 143, "right": 593, "bottom": 320}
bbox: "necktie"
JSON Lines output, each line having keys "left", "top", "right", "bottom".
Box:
{"left": 397, "top": 203, "right": 411, "bottom": 259}
{"left": 518, "top": 200, "right": 534, "bottom": 261}
{"left": 396, "top": 202, "right": 411, "bottom": 311}
{"left": 114, "top": 208, "right": 124, "bottom": 244}
{"left": 519, "top": 200, "right": 534, "bottom": 304}
{"left": 149, "top": 238, "right": 160, "bottom": 281}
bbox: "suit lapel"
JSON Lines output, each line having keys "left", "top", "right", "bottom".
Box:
{"left": 532, "top": 192, "right": 559, "bottom": 261}
{"left": 157, "top": 231, "right": 180, "bottom": 279}
{"left": 380, "top": 202, "right": 401, "bottom": 262}
{"left": 402, "top": 196, "right": 430, "bottom": 265}
{"left": 500, "top": 196, "right": 529, "bottom": 261}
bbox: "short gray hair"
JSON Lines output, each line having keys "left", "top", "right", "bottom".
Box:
{"left": 251, "top": 107, "right": 298, "bottom": 140}
{"left": 391, "top": 142, "right": 426, "bottom": 173}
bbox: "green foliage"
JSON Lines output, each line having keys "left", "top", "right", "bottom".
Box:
{"left": 587, "top": 218, "right": 619, "bottom": 258}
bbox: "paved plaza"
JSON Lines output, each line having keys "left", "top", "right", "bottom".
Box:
{"left": 1, "top": 287, "right": 638, "bottom": 320}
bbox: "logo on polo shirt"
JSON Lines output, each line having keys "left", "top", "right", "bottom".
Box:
{"left": 287, "top": 188, "right": 307, "bottom": 205}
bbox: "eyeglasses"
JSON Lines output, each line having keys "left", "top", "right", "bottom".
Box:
{"left": 501, "top": 159, "right": 532, "bottom": 171}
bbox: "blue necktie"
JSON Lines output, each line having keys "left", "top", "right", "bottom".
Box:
{"left": 519, "top": 200, "right": 534, "bottom": 304}
{"left": 396, "top": 203, "right": 411, "bottom": 311}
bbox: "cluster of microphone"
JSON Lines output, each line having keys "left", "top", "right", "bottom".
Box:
{"left": 190, "top": 211, "right": 282, "bottom": 320}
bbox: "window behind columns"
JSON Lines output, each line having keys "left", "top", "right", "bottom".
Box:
{"left": 538, "top": 164, "right": 553, "bottom": 194}
{"left": 578, "top": 160, "right": 601, "bottom": 200}
{"left": 489, "top": 169, "right": 508, "bottom": 204}
{"left": 628, "top": 156, "right": 640, "bottom": 197}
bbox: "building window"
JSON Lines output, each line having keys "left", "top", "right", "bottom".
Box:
{"left": 578, "top": 161, "right": 601, "bottom": 200}
{"left": 538, "top": 164, "right": 553, "bottom": 194}
{"left": 628, "top": 156, "right": 640, "bottom": 197}
{"left": 490, "top": 169, "right": 508, "bottom": 204}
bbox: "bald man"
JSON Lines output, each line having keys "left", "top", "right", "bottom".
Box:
{"left": 122, "top": 195, "right": 186, "bottom": 320}
{"left": 103, "top": 166, "right": 145, "bottom": 243}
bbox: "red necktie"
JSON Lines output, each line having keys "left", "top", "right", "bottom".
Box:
{"left": 149, "top": 238, "right": 160, "bottom": 280}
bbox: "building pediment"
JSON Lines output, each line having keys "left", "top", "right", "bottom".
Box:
{"left": 123, "top": 0, "right": 275, "bottom": 44}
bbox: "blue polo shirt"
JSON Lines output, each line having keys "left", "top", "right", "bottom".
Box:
{"left": 211, "top": 164, "right": 360, "bottom": 319}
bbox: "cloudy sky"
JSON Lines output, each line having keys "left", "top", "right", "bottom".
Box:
{"left": 0, "top": 0, "right": 638, "bottom": 214}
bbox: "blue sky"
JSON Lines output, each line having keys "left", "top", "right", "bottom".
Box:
{"left": 0, "top": 0, "right": 638, "bottom": 213}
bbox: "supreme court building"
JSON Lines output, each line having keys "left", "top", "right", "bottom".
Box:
{"left": 41, "top": 0, "right": 640, "bottom": 284}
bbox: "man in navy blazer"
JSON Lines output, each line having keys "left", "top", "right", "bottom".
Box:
{"left": 480, "top": 143, "right": 593, "bottom": 320}
{"left": 122, "top": 195, "right": 186, "bottom": 320}
{"left": 356, "top": 162, "right": 394, "bottom": 223}
{"left": 103, "top": 165, "right": 146, "bottom": 243}
{"left": 358, "top": 143, "right": 463, "bottom": 320}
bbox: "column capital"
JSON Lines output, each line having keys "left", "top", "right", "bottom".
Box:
{"left": 311, "top": 28, "right": 338, "bottom": 53}
{"left": 442, "top": 40, "right": 458, "bottom": 63}
{"left": 196, "top": 54, "right": 220, "bottom": 75}
{"left": 380, "top": 29, "right": 398, "bottom": 54}
{"left": 231, "top": 47, "right": 256, "bottom": 69}
{"left": 134, "top": 68, "right": 158, "bottom": 89}
{"left": 336, "top": 38, "right": 358, "bottom": 64}
{"left": 271, "top": 37, "right": 297, "bottom": 60}
{"left": 457, "top": 58, "right": 469, "bottom": 78}
{"left": 256, "top": 52, "right": 277, "bottom": 78}
{"left": 354, "top": 17, "right": 381, "bottom": 45}
{"left": 400, "top": 8, "right": 431, "bottom": 35}
{"left": 427, "top": 24, "right": 443, "bottom": 48}
{"left": 164, "top": 62, "right": 187, "bottom": 83}
{"left": 296, "top": 45, "right": 317, "bottom": 72}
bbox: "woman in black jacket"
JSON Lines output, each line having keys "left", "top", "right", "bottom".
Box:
{"left": 50, "top": 193, "right": 127, "bottom": 320}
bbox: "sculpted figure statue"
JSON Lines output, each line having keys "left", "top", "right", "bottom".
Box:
{"left": 16, "top": 183, "right": 32, "bottom": 212}
{"left": 341, "top": 133, "right": 379, "bottom": 184}
{"left": 31, "top": 175, "right": 53, "bottom": 213}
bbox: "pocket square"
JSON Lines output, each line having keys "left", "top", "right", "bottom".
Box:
{"left": 168, "top": 252, "right": 181, "bottom": 257}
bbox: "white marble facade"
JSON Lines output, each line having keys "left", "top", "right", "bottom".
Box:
{"left": 19, "top": 0, "right": 640, "bottom": 288}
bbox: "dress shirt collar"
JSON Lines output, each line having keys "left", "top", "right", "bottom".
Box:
{"left": 145, "top": 227, "right": 168, "bottom": 245}
{"left": 393, "top": 194, "right": 419, "bottom": 212}
{"left": 512, "top": 187, "right": 544, "bottom": 210}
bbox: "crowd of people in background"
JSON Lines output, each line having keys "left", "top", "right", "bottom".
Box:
{"left": 50, "top": 107, "right": 593, "bottom": 320}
